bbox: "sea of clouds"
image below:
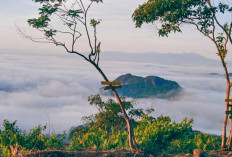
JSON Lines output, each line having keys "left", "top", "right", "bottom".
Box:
{"left": 0, "top": 50, "right": 228, "bottom": 135}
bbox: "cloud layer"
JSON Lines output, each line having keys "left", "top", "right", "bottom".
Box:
{"left": 0, "top": 50, "right": 227, "bottom": 135}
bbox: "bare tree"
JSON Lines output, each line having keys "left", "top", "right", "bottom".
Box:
{"left": 19, "top": 0, "right": 139, "bottom": 152}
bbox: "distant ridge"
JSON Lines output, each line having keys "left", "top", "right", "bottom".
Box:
{"left": 0, "top": 49, "right": 220, "bottom": 66}
{"left": 101, "top": 52, "right": 218, "bottom": 66}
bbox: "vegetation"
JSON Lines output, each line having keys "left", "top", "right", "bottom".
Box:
{"left": 68, "top": 95, "right": 220, "bottom": 155}
{"left": 0, "top": 120, "right": 65, "bottom": 156}
{"left": 132, "top": 0, "right": 232, "bottom": 149}
{"left": 103, "top": 73, "right": 181, "bottom": 98}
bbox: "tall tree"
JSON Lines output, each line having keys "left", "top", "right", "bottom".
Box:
{"left": 20, "top": 0, "right": 139, "bottom": 152}
{"left": 132, "top": 0, "right": 232, "bottom": 150}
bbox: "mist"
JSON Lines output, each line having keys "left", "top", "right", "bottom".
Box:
{"left": 0, "top": 50, "right": 227, "bottom": 135}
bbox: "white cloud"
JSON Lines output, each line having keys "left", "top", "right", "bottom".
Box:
{"left": 0, "top": 50, "right": 227, "bottom": 135}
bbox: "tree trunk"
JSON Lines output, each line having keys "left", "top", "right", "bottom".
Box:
{"left": 220, "top": 55, "right": 231, "bottom": 150}
{"left": 226, "top": 118, "right": 232, "bottom": 149}
{"left": 111, "top": 89, "right": 139, "bottom": 152}
{"left": 226, "top": 93, "right": 232, "bottom": 150}
{"left": 222, "top": 84, "right": 230, "bottom": 149}
{"left": 222, "top": 114, "right": 228, "bottom": 149}
{"left": 90, "top": 61, "right": 139, "bottom": 152}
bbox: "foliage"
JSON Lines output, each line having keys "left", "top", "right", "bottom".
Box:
{"left": 68, "top": 95, "right": 220, "bottom": 155}
{"left": 132, "top": 0, "right": 231, "bottom": 58}
{"left": 134, "top": 115, "right": 193, "bottom": 154}
{"left": 68, "top": 95, "right": 146, "bottom": 151}
{"left": 44, "top": 133, "right": 66, "bottom": 150}
{"left": 169, "top": 132, "right": 220, "bottom": 154}
{"left": 27, "top": 0, "right": 103, "bottom": 58}
{"left": 84, "top": 94, "right": 141, "bottom": 133}
{"left": 0, "top": 120, "right": 25, "bottom": 156}
{"left": 68, "top": 127, "right": 128, "bottom": 151}
{"left": 0, "top": 120, "right": 65, "bottom": 156}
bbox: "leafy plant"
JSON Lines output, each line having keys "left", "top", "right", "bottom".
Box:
{"left": 0, "top": 120, "right": 65, "bottom": 156}
{"left": 68, "top": 95, "right": 220, "bottom": 155}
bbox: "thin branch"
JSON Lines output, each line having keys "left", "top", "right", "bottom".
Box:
{"left": 72, "top": 22, "right": 77, "bottom": 51}
{"left": 69, "top": 50, "right": 89, "bottom": 61}
{"left": 215, "top": 17, "right": 232, "bottom": 44}
{"left": 48, "top": 24, "right": 73, "bottom": 35}
{"left": 80, "top": 0, "right": 86, "bottom": 12}
{"left": 83, "top": 2, "right": 94, "bottom": 56}
{"left": 75, "top": 0, "right": 85, "bottom": 12}
{"left": 86, "top": 1, "right": 93, "bottom": 13}
{"left": 61, "top": 4, "right": 85, "bottom": 25}
{"left": 93, "top": 25, "right": 98, "bottom": 54}
{"left": 16, "top": 25, "right": 53, "bottom": 44}
{"left": 207, "top": 1, "right": 232, "bottom": 44}
{"left": 212, "top": 18, "right": 216, "bottom": 42}
{"left": 184, "top": 20, "right": 214, "bottom": 41}
{"left": 224, "top": 30, "right": 229, "bottom": 51}
{"left": 229, "top": 22, "right": 232, "bottom": 44}
{"left": 97, "top": 50, "right": 100, "bottom": 65}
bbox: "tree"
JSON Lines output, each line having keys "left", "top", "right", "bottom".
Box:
{"left": 20, "top": 0, "right": 139, "bottom": 152}
{"left": 84, "top": 94, "right": 146, "bottom": 133}
{"left": 132, "top": 0, "right": 232, "bottom": 150}
{"left": 69, "top": 95, "right": 147, "bottom": 151}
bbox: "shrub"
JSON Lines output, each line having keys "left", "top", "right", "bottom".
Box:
{"left": 0, "top": 120, "right": 65, "bottom": 156}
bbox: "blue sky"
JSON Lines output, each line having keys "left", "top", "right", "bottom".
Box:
{"left": 0, "top": 0, "right": 221, "bottom": 59}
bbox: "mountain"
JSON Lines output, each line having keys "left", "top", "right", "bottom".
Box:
{"left": 0, "top": 49, "right": 220, "bottom": 66}
{"left": 101, "top": 74, "right": 182, "bottom": 98}
{"left": 101, "top": 52, "right": 219, "bottom": 66}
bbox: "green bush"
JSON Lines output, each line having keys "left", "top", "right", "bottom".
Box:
{"left": 0, "top": 120, "right": 65, "bottom": 156}
{"left": 134, "top": 115, "right": 193, "bottom": 154}
{"left": 68, "top": 127, "right": 128, "bottom": 151}
{"left": 69, "top": 95, "right": 220, "bottom": 155}
{"left": 168, "top": 132, "right": 220, "bottom": 154}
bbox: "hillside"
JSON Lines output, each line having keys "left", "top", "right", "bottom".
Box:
{"left": 102, "top": 74, "right": 181, "bottom": 98}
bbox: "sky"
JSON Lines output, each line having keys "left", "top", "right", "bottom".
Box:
{"left": 0, "top": 0, "right": 223, "bottom": 59}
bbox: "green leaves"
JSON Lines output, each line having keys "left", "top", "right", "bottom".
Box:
{"left": 0, "top": 120, "right": 65, "bottom": 156}
{"left": 28, "top": 15, "right": 50, "bottom": 28}
{"left": 28, "top": 2, "right": 60, "bottom": 29}
{"left": 134, "top": 115, "right": 194, "bottom": 154}
{"left": 33, "top": 0, "right": 64, "bottom": 3}
{"left": 90, "top": 19, "right": 101, "bottom": 28}
{"left": 216, "top": 34, "right": 228, "bottom": 59}
{"left": 68, "top": 9, "right": 83, "bottom": 18}
{"left": 44, "top": 29, "right": 57, "bottom": 37}
{"left": 91, "top": 0, "right": 103, "bottom": 3}
{"left": 39, "top": 4, "right": 58, "bottom": 15}
{"left": 132, "top": 0, "right": 215, "bottom": 36}
{"left": 158, "top": 23, "right": 181, "bottom": 37}
{"left": 218, "top": 3, "right": 229, "bottom": 13}
{"left": 133, "top": 0, "right": 231, "bottom": 61}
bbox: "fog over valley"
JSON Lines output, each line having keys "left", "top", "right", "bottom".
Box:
{"left": 0, "top": 50, "right": 228, "bottom": 135}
